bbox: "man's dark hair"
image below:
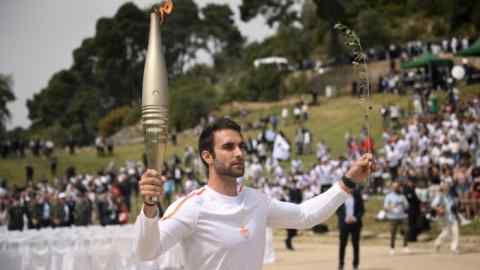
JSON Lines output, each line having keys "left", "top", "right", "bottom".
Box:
{"left": 198, "top": 117, "right": 242, "bottom": 168}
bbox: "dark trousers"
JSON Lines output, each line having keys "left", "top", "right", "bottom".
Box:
{"left": 390, "top": 219, "right": 408, "bottom": 248}
{"left": 285, "top": 229, "right": 297, "bottom": 250}
{"left": 339, "top": 224, "right": 361, "bottom": 269}
{"left": 408, "top": 212, "right": 419, "bottom": 241}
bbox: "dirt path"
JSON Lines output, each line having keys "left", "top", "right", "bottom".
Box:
{"left": 264, "top": 234, "right": 479, "bottom": 270}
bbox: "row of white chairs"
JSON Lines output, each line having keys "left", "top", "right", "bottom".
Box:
{"left": 0, "top": 225, "right": 275, "bottom": 270}
{"left": 0, "top": 224, "right": 183, "bottom": 270}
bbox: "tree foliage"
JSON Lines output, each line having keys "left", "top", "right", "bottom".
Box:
{"left": 169, "top": 76, "right": 217, "bottom": 131}
{"left": 201, "top": 4, "right": 244, "bottom": 56}
{"left": 240, "top": 0, "right": 298, "bottom": 27}
{"left": 228, "top": 65, "right": 287, "bottom": 102}
{"left": 26, "top": 1, "right": 241, "bottom": 144}
{"left": 0, "top": 74, "right": 16, "bottom": 135}
{"left": 23, "top": 0, "right": 480, "bottom": 145}
{"left": 240, "top": 0, "right": 480, "bottom": 59}
{"left": 98, "top": 106, "right": 131, "bottom": 137}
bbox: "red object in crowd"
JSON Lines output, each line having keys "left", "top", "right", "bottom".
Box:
{"left": 361, "top": 137, "right": 374, "bottom": 154}
{"left": 111, "top": 185, "right": 122, "bottom": 198}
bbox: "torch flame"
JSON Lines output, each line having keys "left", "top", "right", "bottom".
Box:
{"left": 153, "top": 0, "right": 174, "bottom": 24}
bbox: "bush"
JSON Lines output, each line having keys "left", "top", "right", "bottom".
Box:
{"left": 237, "top": 66, "right": 288, "bottom": 101}
{"left": 97, "top": 106, "right": 130, "bottom": 137}
{"left": 432, "top": 18, "right": 450, "bottom": 37}
{"left": 356, "top": 9, "right": 390, "bottom": 48}
{"left": 124, "top": 103, "right": 141, "bottom": 126}
{"left": 169, "top": 77, "right": 218, "bottom": 131}
{"left": 286, "top": 72, "right": 310, "bottom": 96}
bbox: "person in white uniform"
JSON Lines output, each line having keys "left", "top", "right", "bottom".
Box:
{"left": 134, "top": 118, "right": 373, "bottom": 270}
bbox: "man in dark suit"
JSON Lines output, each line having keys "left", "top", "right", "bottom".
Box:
{"left": 336, "top": 186, "right": 364, "bottom": 270}
{"left": 404, "top": 178, "right": 420, "bottom": 241}
{"left": 284, "top": 175, "right": 303, "bottom": 251}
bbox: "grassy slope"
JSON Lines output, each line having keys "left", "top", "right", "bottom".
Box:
{"left": 2, "top": 85, "right": 480, "bottom": 234}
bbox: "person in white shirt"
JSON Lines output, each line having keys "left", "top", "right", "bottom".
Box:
{"left": 389, "top": 105, "right": 400, "bottom": 129}
{"left": 134, "top": 118, "right": 373, "bottom": 270}
{"left": 432, "top": 182, "right": 460, "bottom": 254}
{"left": 272, "top": 132, "right": 290, "bottom": 161}
{"left": 418, "top": 134, "right": 430, "bottom": 153}
{"left": 281, "top": 107, "right": 289, "bottom": 123}
{"left": 384, "top": 182, "right": 410, "bottom": 255}
{"left": 249, "top": 158, "right": 264, "bottom": 184}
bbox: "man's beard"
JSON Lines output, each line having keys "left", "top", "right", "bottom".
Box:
{"left": 213, "top": 158, "right": 244, "bottom": 178}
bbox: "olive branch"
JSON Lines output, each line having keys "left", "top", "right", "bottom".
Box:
{"left": 334, "top": 23, "right": 373, "bottom": 154}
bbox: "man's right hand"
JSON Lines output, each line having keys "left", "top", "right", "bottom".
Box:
{"left": 139, "top": 169, "right": 165, "bottom": 217}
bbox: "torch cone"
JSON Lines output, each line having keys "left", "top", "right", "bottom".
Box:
{"left": 142, "top": 9, "right": 170, "bottom": 204}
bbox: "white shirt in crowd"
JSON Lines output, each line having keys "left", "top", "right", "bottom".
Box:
{"left": 290, "top": 159, "right": 303, "bottom": 173}
{"left": 345, "top": 196, "right": 355, "bottom": 222}
{"left": 134, "top": 184, "right": 349, "bottom": 270}
{"left": 249, "top": 162, "right": 264, "bottom": 181}
{"left": 272, "top": 134, "right": 290, "bottom": 161}
{"left": 385, "top": 144, "right": 401, "bottom": 168}
{"left": 281, "top": 108, "right": 288, "bottom": 119}
{"left": 316, "top": 142, "right": 328, "bottom": 159}
{"left": 293, "top": 107, "right": 301, "bottom": 117}
{"left": 418, "top": 135, "right": 430, "bottom": 153}
{"left": 390, "top": 105, "right": 400, "bottom": 118}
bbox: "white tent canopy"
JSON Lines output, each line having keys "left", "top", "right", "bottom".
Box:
{"left": 253, "top": 57, "right": 288, "bottom": 68}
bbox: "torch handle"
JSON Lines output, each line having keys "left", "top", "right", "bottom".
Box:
{"left": 143, "top": 105, "right": 168, "bottom": 204}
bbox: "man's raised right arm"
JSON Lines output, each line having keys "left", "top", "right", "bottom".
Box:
{"left": 133, "top": 170, "right": 193, "bottom": 260}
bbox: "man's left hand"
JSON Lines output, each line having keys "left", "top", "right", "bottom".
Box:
{"left": 346, "top": 217, "right": 356, "bottom": 224}
{"left": 345, "top": 153, "right": 375, "bottom": 183}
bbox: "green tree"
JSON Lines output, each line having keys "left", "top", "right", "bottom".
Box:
{"left": 26, "top": 1, "right": 212, "bottom": 143}
{"left": 94, "top": 2, "right": 148, "bottom": 107}
{"left": 26, "top": 69, "right": 103, "bottom": 144}
{"left": 239, "top": 65, "right": 287, "bottom": 101}
{"left": 201, "top": 4, "right": 244, "bottom": 56}
{"left": 162, "top": 0, "right": 204, "bottom": 75}
{"left": 240, "top": 0, "right": 349, "bottom": 60}
{"left": 240, "top": 0, "right": 298, "bottom": 27}
{"left": 0, "top": 74, "right": 16, "bottom": 134}
{"left": 169, "top": 77, "right": 217, "bottom": 131}
{"left": 72, "top": 38, "right": 98, "bottom": 85}
{"left": 355, "top": 9, "right": 390, "bottom": 48}
{"left": 27, "top": 70, "right": 80, "bottom": 128}
{"left": 450, "top": 0, "right": 480, "bottom": 34}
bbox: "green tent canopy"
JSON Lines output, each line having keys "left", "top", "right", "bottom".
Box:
{"left": 401, "top": 51, "right": 452, "bottom": 69}
{"left": 456, "top": 38, "right": 480, "bottom": 57}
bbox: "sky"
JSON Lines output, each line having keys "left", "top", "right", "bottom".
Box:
{"left": 0, "top": 0, "right": 275, "bottom": 129}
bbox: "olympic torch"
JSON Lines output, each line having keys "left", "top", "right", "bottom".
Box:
{"left": 142, "top": 1, "right": 173, "bottom": 204}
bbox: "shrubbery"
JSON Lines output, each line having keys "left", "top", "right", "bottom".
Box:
{"left": 169, "top": 77, "right": 218, "bottom": 131}
{"left": 98, "top": 106, "right": 131, "bottom": 137}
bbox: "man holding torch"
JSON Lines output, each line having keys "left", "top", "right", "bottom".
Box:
{"left": 134, "top": 2, "right": 374, "bottom": 269}
{"left": 134, "top": 118, "right": 373, "bottom": 270}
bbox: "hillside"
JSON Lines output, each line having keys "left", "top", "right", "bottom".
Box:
{"left": 0, "top": 78, "right": 443, "bottom": 187}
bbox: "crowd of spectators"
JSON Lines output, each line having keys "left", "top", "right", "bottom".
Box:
{"left": 366, "top": 35, "right": 476, "bottom": 63}
{"left": 1, "top": 64, "right": 479, "bottom": 254}
{"left": 2, "top": 91, "right": 479, "bottom": 234}
{"left": 0, "top": 138, "right": 58, "bottom": 159}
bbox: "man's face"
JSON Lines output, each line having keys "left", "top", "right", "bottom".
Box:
{"left": 211, "top": 129, "right": 246, "bottom": 178}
